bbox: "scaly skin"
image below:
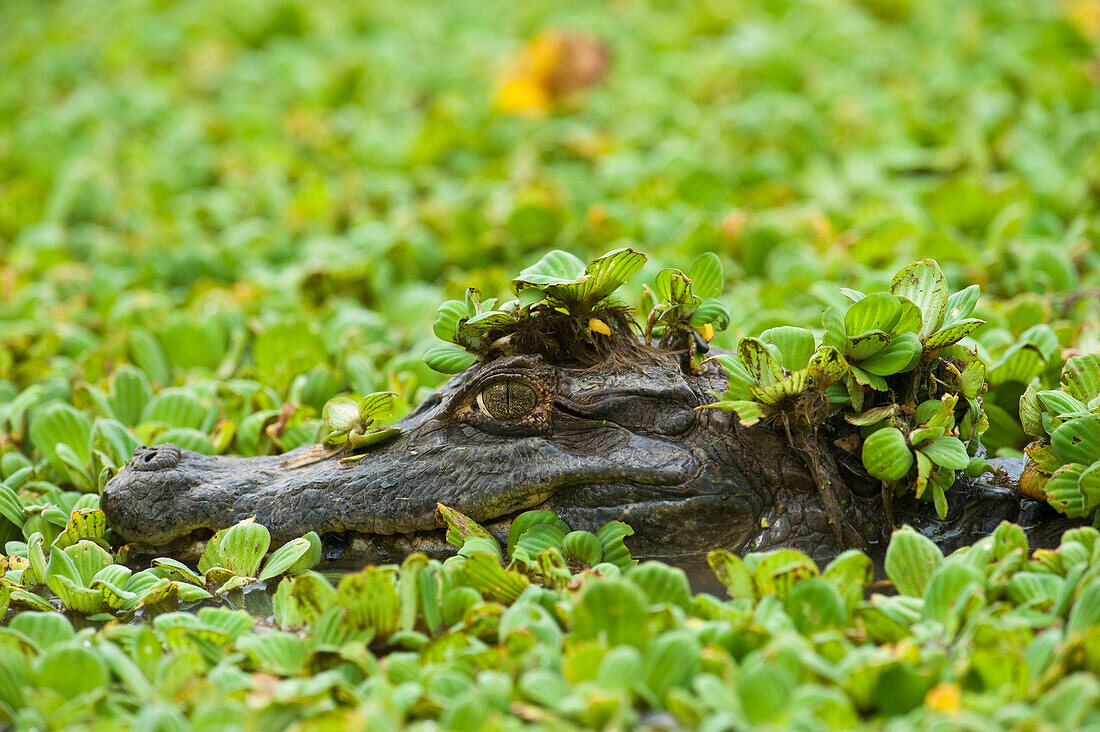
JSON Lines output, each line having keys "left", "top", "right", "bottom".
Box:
{"left": 102, "top": 352, "right": 1073, "bottom": 566}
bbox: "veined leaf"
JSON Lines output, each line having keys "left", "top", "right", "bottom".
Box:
{"left": 424, "top": 345, "right": 477, "bottom": 374}
{"left": 513, "top": 249, "right": 586, "bottom": 285}
{"left": 760, "top": 326, "right": 815, "bottom": 372}
{"left": 1063, "top": 355, "right": 1100, "bottom": 403}
{"left": 862, "top": 427, "right": 913, "bottom": 481}
{"left": 925, "top": 318, "right": 985, "bottom": 349}
{"left": 433, "top": 300, "right": 468, "bottom": 341}
{"left": 847, "top": 331, "right": 890, "bottom": 361}
{"left": 359, "top": 392, "right": 397, "bottom": 423}
{"left": 689, "top": 298, "right": 731, "bottom": 330}
{"left": 890, "top": 259, "right": 948, "bottom": 341}
{"left": 688, "top": 252, "right": 723, "bottom": 298}
{"left": 845, "top": 293, "right": 902, "bottom": 337}
{"left": 945, "top": 284, "right": 981, "bottom": 322}
{"left": 738, "top": 337, "right": 784, "bottom": 385}
{"left": 654, "top": 268, "right": 694, "bottom": 305}
{"left": 29, "top": 403, "right": 93, "bottom": 479}
{"left": 919, "top": 436, "right": 971, "bottom": 470}
{"left": 1051, "top": 416, "right": 1100, "bottom": 465}
{"left": 321, "top": 396, "right": 359, "bottom": 435}
{"left": 859, "top": 332, "right": 922, "bottom": 376}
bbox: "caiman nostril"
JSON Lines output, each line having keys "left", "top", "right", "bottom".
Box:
{"left": 129, "top": 444, "right": 182, "bottom": 472}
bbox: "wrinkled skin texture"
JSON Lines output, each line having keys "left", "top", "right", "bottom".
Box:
{"left": 102, "top": 353, "right": 1072, "bottom": 567}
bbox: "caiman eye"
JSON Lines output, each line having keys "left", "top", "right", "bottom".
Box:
{"left": 476, "top": 379, "right": 538, "bottom": 420}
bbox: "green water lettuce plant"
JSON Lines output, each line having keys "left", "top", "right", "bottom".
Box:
{"left": 707, "top": 260, "right": 989, "bottom": 533}
{"left": 1018, "top": 355, "right": 1100, "bottom": 519}
{"left": 642, "top": 253, "right": 732, "bottom": 360}
{"left": 425, "top": 248, "right": 648, "bottom": 373}
{"left": 319, "top": 391, "right": 401, "bottom": 454}
{"left": 509, "top": 247, "right": 647, "bottom": 314}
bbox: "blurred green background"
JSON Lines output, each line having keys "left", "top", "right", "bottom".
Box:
{"left": 2, "top": 0, "right": 1099, "bottom": 462}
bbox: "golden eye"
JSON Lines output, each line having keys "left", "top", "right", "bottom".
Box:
{"left": 476, "top": 379, "right": 538, "bottom": 420}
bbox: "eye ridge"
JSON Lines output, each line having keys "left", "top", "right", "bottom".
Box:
{"left": 476, "top": 378, "right": 539, "bottom": 420}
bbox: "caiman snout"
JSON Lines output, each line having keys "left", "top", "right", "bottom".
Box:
{"left": 129, "top": 445, "right": 182, "bottom": 472}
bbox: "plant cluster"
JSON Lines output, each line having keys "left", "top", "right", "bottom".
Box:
{"left": 707, "top": 260, "right": 989, "bottom": 542}
{"left": 1018, "top": 355, "right": 1100, "bottom": 521}
{"left": 6, "top": 491, "right": 1100, "bottom": 728}
{"left": 426, "top": 247, "right": 735, "bottom": 374}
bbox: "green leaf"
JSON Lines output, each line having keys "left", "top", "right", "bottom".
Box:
{"left": 1045, "top": 463, "right": 1088, "bottom": 518}
{"left": 890, "top": 259, "right": 949, "bottom": 341}
{"left": 630, "top": 561, "right": 691, "bottom": 610}
{"left": 919, "top": 436, "right": 971, "bottom": 470}
{"left": 710, "top": 399, "right": 766, "bottom": 426}
{"left": 572, "top": 579, "right": 649, "bottom": 648}
{"left": 252, "top": 318, "right": 326, "bottom": 384}
{"left": 821, "top": 306, "right": 847, "bottom": 349}
{"left": 925, "top": 318, "right": 985, "bottom": 349}
{"left": 884, "top": 526, "right": 943, "bottom": 597}
{"left": 152, "top": 428, "right": 214, "bottom": 455}
{"left": 141, "top": 388, "right": 208, "bottom": 430}
{"left": 514, "top": 250, "right": 585, "bottom": 284}
{"left": 596, "top": 521, "right": 636, "bottom": 571}
{"left": 945, "top": 284, "right": 981, "bottom": 321}
{"left": 738, "top": 337, "right": 784, "bottom": 385}
{"left": 345, "top": 427, "right": 401, "bottom": 450}
{"left": 922, "top": 562, "right": 985, "bottom": 633}
{"left": 237, "top": 632, "right": 306, "bottom": 676}
{"left": 29, "top": 402, "right": 93, "bottom": 479}
{"left": 859, "top": 332, "right": 922, "bottom": 376}
{"left": 654, "top": 268, "right": 693, "bottom": 304}
{"left": 424, "top": 345, "right": 477, "bottom": 374}
{"left": 582, "top": 247, "right": 648, "bottom": 305}
{"left": 198, "top": 517, "right": 271, "bottom": 578}
{"left": 707, "top": 549, "right": 754, "bottom": 599}
{"left": 1063, "top": 355, "right": 1100, "bottom": 403}
{"left": 437, "top": 504, "right": 496, "bottom": 549}
{"left": 128, "top": 328, "right": 172, "bottom": 385}
{"left": 51, "top": 508, "right": 108, "bottom": 550}
{"left": 1038, "top": 390, "right": 1089, "bottom": 418}
{"left": 845, "top": 404, "right": 899, "bottom": 426}
{"left": 506, "top": 510, "right": 570, "bottom": 558}
{"left": 108, "top": 366, "right": 153, "bottom": 426}
{"left": 688, "top": 298, "right": 731, "bottom": 330}
{"left": 358, "top": 392, "right": 397, "bottom": 423}
{"left": 272, "top": 571, "right": 336, "bottom": 629}
{"left": 259, "top": 537, "right": 315, "bottom": 581}
{"left": 784, "top": 578, "right": 847, "bottom": 633}
{"left": 805, "top": 346, "right": 849, "bottom": 389}
{"left": 433, "top": 300, "right": 468, "bottom": 341}
{"left": 561, "top": 531, "right": 602, "bottom": 566}
{"left": 845, "top": 293, "right": 902, "bottom": 336}
{"left": 847, "top": 331, "right": 890, "bottom": 361}
{"left": 321, "top": 396, "right": 359, "bottom": 435}
{"left": 34, "top": 645, "right": 109, "bottom": 698}
{"left": 0, "top": 483, "right": 24, "bottom": 527}
{"left": 709, "top": 354, "right": 755, "bottom": 400}
{"left": 688, "top": 252, "right": 723, "bottom": 298}
{"left": 760, "top": 326, "right": 815, "bottom": 371}
{"left": 1051, "top": 416, "right": 1100, "bottom": 465}
{"left": 750, "top": 549, "right": 819, "bottom": 599}
{"left": 461, "top": 552, "right": 529, "bottom": 603}
{"left": 337, "top": 566, "right": 400, "bottom": 637}
{"left": 861, "top": 427, "right": 914, "bottom": 481}
{"left": 989, "top": 343, "right": 1046, "bottom": 385}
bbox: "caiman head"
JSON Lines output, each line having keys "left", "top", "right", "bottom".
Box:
{"left": 103, "top": 350, "right": 886, "bottom": 565}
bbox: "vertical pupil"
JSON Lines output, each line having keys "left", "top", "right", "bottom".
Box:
{"left": 481, "top": 380, "right": 536, "bottom": 419}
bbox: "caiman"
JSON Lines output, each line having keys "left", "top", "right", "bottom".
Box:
{"left": 101, "top": 348, "right": 1074, "bottom": 568}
